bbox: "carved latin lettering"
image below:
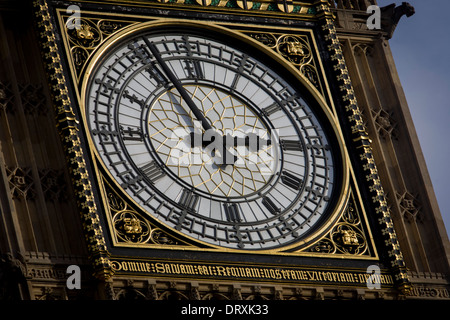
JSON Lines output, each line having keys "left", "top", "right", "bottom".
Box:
{"left": 109, "top": 260, "right": 395, "bottom": 286}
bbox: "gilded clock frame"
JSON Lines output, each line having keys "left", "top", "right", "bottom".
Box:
{"left": 68, "top": 16, "right": 379, "bottom": 258}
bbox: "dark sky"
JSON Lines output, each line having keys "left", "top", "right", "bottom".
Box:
{"left": 377, "top": 0, "right": 450, "bottom": 237}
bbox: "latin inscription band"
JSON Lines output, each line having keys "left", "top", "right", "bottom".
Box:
{"left": 110, "top": 259, "right": 394, "bottom": 287}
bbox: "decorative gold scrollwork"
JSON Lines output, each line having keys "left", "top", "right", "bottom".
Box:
{"left": 286, "top": 41, "right": 305, "bottom": 56}
{"left": 309, "top": 238, "right": 335, "bottom": 254}
{"left": 67, "top": 18, "right": 102, "bottom": 48}
{"left": 150, "top": 228, "right": 179, "bottom": 245}
{"left": 114, "top": 210, "right": 151, "bottom": 243}
{"left": 104, "top": 181, "right": 185, "bottom": 247}
{"left": 304, "top": 191, "right": 370, "bottom": 256}
{"left": 108, "top": 187, "right": 152, "bottom": 244}
{"left": 331, "top": 224, "right": 366, "bottom": 254}
{"left": 248, "top": 33, "right": 277, "bottom": 48}
{"left": 247, "top": 32, "right": 324, "bottom": 95}
{"left": 108, "top": 191, "right": 126, "bottom": 212}
{"left": 76, "top": 24, "right": 95, "bottom": 40}
{"left": 339, "top": 229, "right": 359, "bottom": 246}
{"left": 277, "top": 35, "right": 311, "bottom": 65}
{"left": 97, "top": 20, "right": 127, "bottom": 35}
{"left": 62, "top": 15, "right": 133, "bottom": 77}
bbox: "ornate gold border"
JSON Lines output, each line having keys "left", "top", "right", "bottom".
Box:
{"left": 99, "top": 174, "right": 199, "bottom": 249}
{"left": 78, "top": 19, "right": 352, "bottom": 256}
{"left": 52, "top": 7, "right": 380, "bottom": 260}
{"left": 297, "top": 181, "right": 377, "bottom": 257}
{"left": 315, "top": 3, "right": 411, "bottom": 292}
{"left": 33, "top": 0, "right": 113, "bottom": 280}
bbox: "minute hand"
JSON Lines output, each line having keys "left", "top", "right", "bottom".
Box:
{"left": 143, "top": 37, "right": 213, "bottom": 132}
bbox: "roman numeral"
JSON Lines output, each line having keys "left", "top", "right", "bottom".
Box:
{"left": 281, "top": 171, "right": 303, "bottom": 190}
{"left": 179, "top": 35, "right": 204, "bottom": 81}
{"left": 306, "top": 141, "right": 330, "bottom": 155}
{"left": 178, "top": 189, "right": 199, "bottom": 212}
{"left": 262, "top": 103, "right": 281, "bottom": 117}
{"left": 261, "top": 95, "right": 298, "bottom": 117}
{"left": 262, "top": 196, "right": 281, "bottom": 215}
{"left": 139, "top": 161, "right": 165, "bottom": 183}
{"left": 224, "top": 203, "right": 241, "bottom": 223}
{"left": 120, "top": 125, "right": 144, "bottom": 141}
{"left": 95, "top": 78, "right": 120, "bottom": 94}
{"left": 184, "top": 59, "right": 204, "bottom": 80}
{"left": 120, "top": 175, "right": 143, "bottom": 190}
{"left": 280, "top": 139, "right": 303, "bottom": 152}
{"left": 122, "top": 90, "right": 145, "bottom": 108}
{"left": 92, "top": 125, "right": 118, "bottom": 141}
{"left": 230, "top": 54, "right": 250, "bottom": 91}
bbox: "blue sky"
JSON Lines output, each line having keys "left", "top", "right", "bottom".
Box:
{"left": 377, "top": 0, "right": 450, "bottom": 237}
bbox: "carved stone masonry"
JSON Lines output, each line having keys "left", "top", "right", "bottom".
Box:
{"left": 0, "top": 82, "right": 14, "bottom": 113}
{"left": 19, "top": 83, "right": 47, "bottom": 116}
{"left": 39, "top": 168, "right": 67, "bottom": 202}
{"left": 6, "top": 166, "right": 36, "bottom": 200}
{"left": 0, "top": 82, "right": 47, "bottom": 115}
{"left": 6, "top": 166, "right": 67, "bottom": 202}
{"left": 371, "top": 108, "right": 398, "bottom": 140}
{"left": 396, "top": 191, "right": 421, "bottom": 223}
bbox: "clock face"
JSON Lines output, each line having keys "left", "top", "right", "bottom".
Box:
{"left": 85, "top": 26, "right": 342, "bottom": 250}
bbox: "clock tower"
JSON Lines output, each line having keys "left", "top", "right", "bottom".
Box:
{"left": 0, "top": 0, "right": 449, "bottom": 301}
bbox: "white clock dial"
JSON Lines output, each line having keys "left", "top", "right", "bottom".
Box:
{"left": 147, "top": 84, "right": 278, "bottom": 199}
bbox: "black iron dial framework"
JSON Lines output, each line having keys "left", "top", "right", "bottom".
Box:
{"left": 84, "top": 26, "right": 343, "bottom": 251}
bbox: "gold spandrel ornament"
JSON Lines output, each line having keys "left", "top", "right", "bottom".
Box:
{"left": 115, "top": 211, "right": 151, "bottom": 243}
{"left": 104, "top": 179, "right": 190, "bottom": 247}
{"left": 302, "top": 189, "right": 372, "bottom": 257}
{"left": 62, "top": 14, "right": 135, "bottom": 80}
{"left": 246, "top": 32, "right": 324, "bottom": 96}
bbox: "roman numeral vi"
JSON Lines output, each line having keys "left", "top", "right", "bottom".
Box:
{"left": 262, "top": 196, "right": 281, "bottom": 215}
